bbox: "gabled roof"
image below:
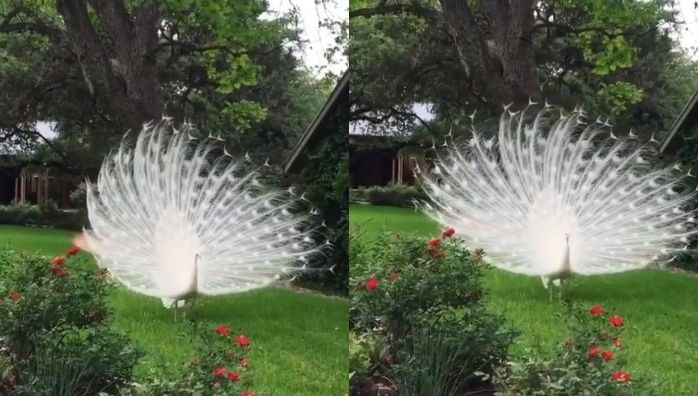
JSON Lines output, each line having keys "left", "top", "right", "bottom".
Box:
{"left": 660, "top": 88, "right": 698, "bottom": 155}
{"left": 284, "top": 71, "right": 349, "bottom": 173}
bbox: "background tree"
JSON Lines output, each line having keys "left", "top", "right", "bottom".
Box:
{"left": 349, "top": 0, "right": 698, "bottom": 138}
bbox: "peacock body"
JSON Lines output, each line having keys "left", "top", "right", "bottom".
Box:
{"left": 75, "top": 120, "right": 321, "bottom": 307}
{"left": 421, "top": 107, "right": 698, "bottom": 282}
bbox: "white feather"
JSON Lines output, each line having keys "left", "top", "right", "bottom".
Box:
{"left": 80, "top": 120, "right": 320, "bottom": 302}
{"left": 421, "top": 109, "right": 698, "bottom": 277}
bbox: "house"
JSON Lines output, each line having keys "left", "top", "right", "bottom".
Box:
{"left": 284, "top": 71, "right": 348, "bottom": 176}
{"left": 0, "top": 160, "right": 77, "bottom": 207}
{"left": 660, "top": 89, "right": 698, "bottom": 155}
{"left": 348, "top": 134, "right": 427, "bottom": 187}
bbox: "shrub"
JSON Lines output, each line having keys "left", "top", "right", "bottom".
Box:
{"left": 350, "top": 229, "right": 516, "bottom": 394}
{"left": 132, "top": 324, "right": 254, "bottom": 395}
{"left": 0, "top": 203, "right": 86, "bottom": 231}
{"left": 496, "top": 303, "right": 657, "bottom": 395}
{"left": 0, "top": 248, "right": 141, "bottom": 394}
{"left": 350, "top": 185, "right": 428, "bottom": 207}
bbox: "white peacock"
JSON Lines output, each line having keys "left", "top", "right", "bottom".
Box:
{"left": 420, "top": 106, "right": 698, "bottom": 296}
{"left": 74, "top": 120, "right": 322, "bottom": 311}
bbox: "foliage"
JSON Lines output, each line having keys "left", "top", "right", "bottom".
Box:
{"left": 350, "top": 185, "right": 428, "bottom": 207}
{"left": 350, "top": 0, "right": 693, "bottom": 137}
{"left": 0, "top": 248, "right": 141, "bottom": 394}
{"left": 296, "top": 111, "right": 349, "bottom": 295}
{"left": 496, "top": 303, "right": 657, "bottom": 395}
{"left": 0, "top": 202, "right": 86, "bottom": 231}
{"left": 350, "top": 230, "right": 516, "bottom": 394}
{"left": 132, "top": 324, "right": 253, "bottom": 395}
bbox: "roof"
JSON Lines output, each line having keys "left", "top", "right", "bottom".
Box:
{"left": 660, "top": 88, "right": 698, "bottom": 155}
{"left": 284, "top": 71, "right": 349, "bottom": 173}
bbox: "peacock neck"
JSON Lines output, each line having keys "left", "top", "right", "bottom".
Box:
{"left": 561, "top": 234, "right": 571, "bottom": 274}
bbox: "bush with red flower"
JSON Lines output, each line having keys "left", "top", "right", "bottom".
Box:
{"left": 496, "top": 302, "right": 656, "bottom": 395}
{"left": 349, "top": 229, "right": 516, "bottom": 395}
{"left": 0, "top": 247, "right": 141, "bottom": 394}
{"left": 139, "top": 322, "right": 254, "bottom": 395}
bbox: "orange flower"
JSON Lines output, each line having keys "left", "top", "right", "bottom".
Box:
{"left": 9, "top": 291, "right": 21, "bottom": 301}
{"left": 51, "top": 256, "right": 65, "bottom": 267}
{"left": 589, "top": 304, "right": 604, "bottom": 316}
{"left": 227, "top": 370, "right": 241, "bottom": 381}
{"left": 66, "top": 246, "right": 80, "bottom": 256}
{"left": 612, "top": 338, "right": 623, "bottom": 347}
{"left": 235, "top": 335, "right": 250, "bottom": 347}
{"left": 239, "top": 391, "right": 255, "bottom": 396}
{"left": 611, "top": 370, "right": 630, "bottom": 382}
{"left": 587, "top": 345, "right": 600, "bottom": 358}
{"left": 428, "top": 237, "right": 441, "bottom": 249}
{"left": 239, "top": 358, "right": 248, "bottom": 368}
{"left": 609, "top": 314, "right": 624, "bottom": 327}
{"left": 442, "top": 227, "right": 456, "bottom": 237}
{"left": 215, "top": 325, "right": 231, "bottom": 336}
{"left": 51, "top": 266, "right": 69, "bottom": 278}
{"left": 213, "top": 366, "right": 227, "bottom": 378}
{"left": 365, "top": 277, "right": 378, "bottom": 291}
{"left": 601, "top": 350, "right": 614, "bottom": 361}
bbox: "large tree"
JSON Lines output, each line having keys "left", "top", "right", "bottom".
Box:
{"left": 350, "top": 0, "right": 696, "bottom": 137}
{"left": 0, "top": 0, "right": 329, "bottom": 172}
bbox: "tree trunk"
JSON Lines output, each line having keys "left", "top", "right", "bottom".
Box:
{"left": 441, "top": 0, "right": 536, "bottom": 105}
{"left": 55, "top": 0, "right": 163, "bottom": 131}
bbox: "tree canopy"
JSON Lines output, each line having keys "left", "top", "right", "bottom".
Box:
{"left": 0, "top": 0, "right": 334, "bottom": 174}
{"left": 350, "top": 0, "right": 698, "bottom": 138}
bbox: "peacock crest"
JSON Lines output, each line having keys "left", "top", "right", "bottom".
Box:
{"left": 76, "top": 119, "right": 324, "bottom": 305}
{"left": 420, "top": 106, "right": 698, "bottom": 278}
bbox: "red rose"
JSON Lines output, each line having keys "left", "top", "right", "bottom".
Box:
{"left": 587, "top": 345, "right": 600, "bottom": 358}
{"left": 235, "top": 335, "right": 250, "bottom": 347}
{"left": 443, "top": 227, "right": 456, "bottom": 237}
{"left": 215, "top": 325, "right": 231, "bottom": 336}
{"left": 365, "top": 277, "right": 378, "bottom": 291}
{"left": 213, "top": 366, "right": 227, "bottom": 378}
{"left": 239, "top": 358, "right": 248, "bottom": 367}
{"left": 9, "top": 291, "right": 21, "bottom": 301}
{"left": 66, "top": 246, "right": 80, "bottom": 256}
{"left": 611, "top": 370, "right": 630, "bottom": 382}
{"left": 609, "top": 314, "right": 624, "bottom": 327}
{"left": 589, "top": 305, "right": 604, "bottom": 316}
{"left": 51, "top": 256, "right": 65, "bottom": 267}
{"left": 601, "top": 350, "right": 614, "bottom": 361}
{"left": 239, "top": 391, "right": 255, "bottom": 396}
{"left": 387, "top": 272, "right": 399, "bottom": 282}
{"left": 428, "top": 237, "right": 441, "bottom": 249}
{"left": 612, "top": 338, "right": 623, "bottom": 347}
{"left": 227, "top": 371, "right": 241, "bottom": 381}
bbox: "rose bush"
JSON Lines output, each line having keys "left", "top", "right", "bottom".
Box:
{"left": 496, "top": 303, "right": 657, "bottom": 395}
{"left": 350, "top": 228, "right": 516, "bottom": 395}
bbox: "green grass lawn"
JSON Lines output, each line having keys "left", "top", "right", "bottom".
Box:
{"left": 0, "top": 225, "right": 348, "bottom": 396}
{"left": 351, "top": 203, "right": 698, "bottom": 395}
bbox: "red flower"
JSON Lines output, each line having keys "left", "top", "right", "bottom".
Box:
{"left": 215, "top": 325, "right": 231, "bottom": 336}
{"left": 589, "top": 305, "right": 604, "bottom": 316}
{"left": 51, "top": 256, "right": 65, "bottom": 267}
{"left": 9, "top": 291, "right": 21, "bottom": 301}
{"left": 430, "top": 250, "right": 446, "bottom": 259}
{"left": 601, "top": 350, "right": 614, "bottom": 361}
{"left": 611, "top": 370, "right": 630, "bottom": 382}
{"left": 609, "top": 314, "right": 624, "bottom": 327}
{"left": 428, "top": 237, "right": 441, "bottom": 249}
{"left": 442, "top": 227, "right": 456, "bottom": 237}
{"left": 66, "top": 246, "right": 80, "bottom": 256}
{"left": 387, "top": 272, "right": 399, "bottom": 282}
{"left": 239, "top": 391, "right": 255, "bottom": 396}
{"left": 227, "top": 370, "right": 241, "bottom": 381}
{"left": 587, "top": 345, "right": 600, "bottom": 358}
{"left": 239, "top": 358, "right": 248, "bottom": 368}
{"left": 235, "top": 335, "right": 250, "bottom": 347}
{"left": 213, "top": 366, "right": 227, "bottom": 378}
{"left": 365, "top": 277, "right": 378, "bottom": 291}
{"left": 612, "top": 338, "right": 623, "bottom": 347}
{"left": 51, "top": 266, "right": 69, "bottom": 277}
